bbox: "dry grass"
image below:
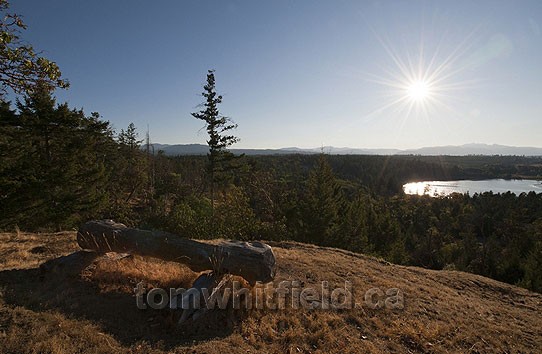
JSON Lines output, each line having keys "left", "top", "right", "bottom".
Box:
{"left": 0, "top": 231, "right": 79, "bottom": 271}
{"left": 0, "top": 232, "right": 541, "bottom": 353}
{"left": 87, "top": 253, "right": 198, "bottom": 294}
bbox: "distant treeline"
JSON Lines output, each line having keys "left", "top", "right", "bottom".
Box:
{"left": 246, "top": 154, "right": 542, "bottom": 195}
{"left": 1, "top": 88, "right": 542, "bottom": 292}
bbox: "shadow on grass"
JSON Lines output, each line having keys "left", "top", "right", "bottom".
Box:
{"left": 0, "top": 251, "right": 240, "bottom": 350}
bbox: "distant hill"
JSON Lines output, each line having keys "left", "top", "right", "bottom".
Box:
{"left": 399, "top": 143, "right": 542, "bottom": 156}
{"left": 146, "top": 144, "right": 315, "bottom": 156}
{"left": 145, "top": 143, "right": 542, "bottom": 156}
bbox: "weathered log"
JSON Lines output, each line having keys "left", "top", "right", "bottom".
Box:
{"left": 77, "top": 220, "right": 276, "bottom": 284}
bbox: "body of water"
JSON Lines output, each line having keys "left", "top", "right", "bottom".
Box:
{"left": 403, "top": 179, "right": 542, "bottom": 196}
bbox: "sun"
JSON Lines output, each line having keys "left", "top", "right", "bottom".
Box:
{"left": 364, "top": 29, "right": 478, "bottom": 124}
{"left": 407, "top": 80, "right": 431, "bottom": 102}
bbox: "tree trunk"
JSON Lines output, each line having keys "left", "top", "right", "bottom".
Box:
{"left": 77, "top": 220, "right": 276, "bottom": 284}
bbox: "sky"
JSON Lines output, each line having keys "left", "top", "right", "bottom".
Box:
{"left": 9, "top": 0, "right": 542, "bottom": 149}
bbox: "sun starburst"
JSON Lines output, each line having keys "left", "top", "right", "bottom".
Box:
{"left": 364, "top": 28, "right": 479, "bottom": 127}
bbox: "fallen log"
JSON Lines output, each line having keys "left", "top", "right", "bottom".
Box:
{"left": 77, "top": 220, "right": 276, "bottom": 284}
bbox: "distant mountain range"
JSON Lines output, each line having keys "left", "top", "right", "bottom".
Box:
{"left": 145, "top": 143, "right": 542, "bottom": 156}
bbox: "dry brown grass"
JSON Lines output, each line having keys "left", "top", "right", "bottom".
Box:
{"left": 0, "top": 232, "right": 541, "bottom": 353}
{"left": 87, "top": 254, "right": 198, "bottom": 294}
{"left": 0, "top": 231, "right": 78, "bottom": 271}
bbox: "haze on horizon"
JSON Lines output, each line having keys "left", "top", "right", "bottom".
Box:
{"left": 11, "top": 0, "right": 542, "bottom": 150}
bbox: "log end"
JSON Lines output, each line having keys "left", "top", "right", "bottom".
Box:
{"left": 77, "top": 219, "right": 127, "bottom": 251}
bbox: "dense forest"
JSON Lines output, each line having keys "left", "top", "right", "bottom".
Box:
{"left": 1, "top": 84, "right": 542, "bottom": 293}
{"left": 1, "top": 0, "right": 541, "bottom": 295}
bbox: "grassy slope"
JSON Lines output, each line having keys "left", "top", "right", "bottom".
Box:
{"left": 0, "top": 231, "right": 540, "bottom": 354}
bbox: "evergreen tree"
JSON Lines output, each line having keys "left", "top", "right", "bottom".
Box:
{"left": 116, "top": 122, "right": 147, "bottom": 204}
{"left": 118, "top": 122, "right": 142, "bottom": 149}
{"left": 520, "top": 220, "right": 542, "bottom": 292}
{"left": 191, "top": 70, "right": 239, "bottom": 214}
{"left": 0, "top": 84, "right": 113, "bottom": 230}
{"left": 336, "top": 193, "right": 371, "bottom": 253}
{"left": 301, "top": 154, "right": 343, "bottom": 245}
{"left": 99, "top": 122, "right": 151, "bottom": 223}
{"left": 0, "top": 100, "right": 20, "bottom": 217}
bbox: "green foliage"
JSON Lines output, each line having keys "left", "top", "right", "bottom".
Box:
{"left": 333, "top": 192, "right": 373, "bottom": 254}
{"left": 0, "top": 0, "right": 68, "bottom": 96}
{"left": 145, "top": 187, "right": 264, "bottom": 241}
{"left": 519, "top": 220, "right": 542, "bottom": 292}
{"left": 106, "top": 122, "right": 149, "bottom": 222}
{"left": 213, "top": 186, "right": 259, "bottom": 240}
{"left": 154, "top": 195, "right": 213, "bottom": 239}
{"left": 0, "top": 85, "right": 113, "bottom": 229}
{"left": 299, "top": 154, "right": 343, "bottom": 245}
{"left": 191, "top": 70, "right": 240, "bottom": 215}
{"left": 387, "top": 234, "right": 410, "bottom": 265}
{"left": 191, "top": 70, "right": 239, "bottom": 154}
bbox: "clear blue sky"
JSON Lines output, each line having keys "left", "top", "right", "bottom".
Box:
{"left": 11, "top": 0, "right": 542, "bottom": 149}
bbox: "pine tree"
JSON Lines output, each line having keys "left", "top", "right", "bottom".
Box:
{"left": 336, "top": 193, "right": 371, "bottom": 253}
{"left": 191, "top": 70, "right": 239, "bottom": 214}
{"left": 118, "top": 122, "right": 142, "bottom": 149}
{"left": 114, "top": 122, "right": 148, "bottom": 206}
{"left": 0, "top": 84, "right": 113, "bottom": 230}
{"left": 301, "top": 154, "right": 343, "bottom": 245}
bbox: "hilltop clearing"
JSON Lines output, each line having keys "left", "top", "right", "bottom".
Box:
{"left": 0, "top": 231, "right": 540, "bottom": 353}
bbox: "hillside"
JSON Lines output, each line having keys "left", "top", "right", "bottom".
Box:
{"left": 147, "top": 143, "right": 542, "bottom": 156}
{"left": 0, "top": 231, "right": 541, "bottom": 353}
